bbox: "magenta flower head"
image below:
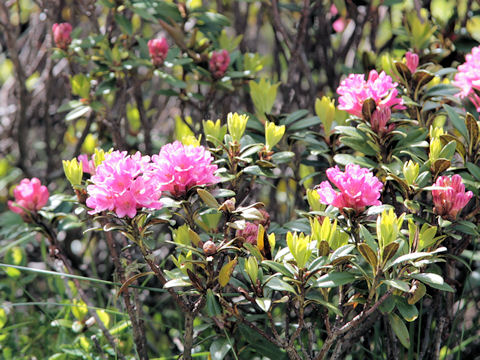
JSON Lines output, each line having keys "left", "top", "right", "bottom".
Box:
{"left": 86, "top": 151, "right": 162, "bottom": 218}
{"left": 405, "top": 51, "right": 419, "bottom": 74}
{"left": 52, "top": 23, "right": 72, "bottom": 50}
{"left": 148, "top": 38, "right": 169, "bottom": 67}
{"left": 317, "top": 164, "right": 383, "bottom": 213}
{"left": 209, "top": 50, "right": 230, "bottom": 79}
{"left": 8, "top": 178, "right": 49, "bottom": 215}
{"left": 236, "top": 222, "right": 260, "bottom": 245}
{"left": 370, "top": 107, "right": 394, "bottom": 136}
{"left": 432, "top": 174, "right": 473, "bottom": 220}
{"left": 151, "top": 141, "right": 220, "bottom": 198}
{"left": 337, "top": 70, "right": 404, "bottom": 118}
{"left": 453, "top": 46, "right": 480, "bottom": 111}
{"left": 78, "top": 154, "right": 95, "bottom": 175}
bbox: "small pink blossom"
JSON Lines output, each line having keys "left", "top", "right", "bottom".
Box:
{"left": 86, "top": 151, "right": 162, "bottom": 218}
{"left": 151, "top": 141, "right": 219, "bottom": 197}
{"left": 78, "top": 154, "right": 95, "bottom": 175}
{"left": 52, "top": 23, "right": 72, "bottom": 50}
{"left": 405, "top": 52, "right": 419, "bottom": 74}
{"left": 370, "top": 107, "right": 395, "bottom": 136}
{"left": 337, "top": 70, "right": 404, "bottom": 118}
{"left": 209, "top": 50, "right": 230, "bottom": 79}
{"left": 432, "top": 174, "right": 473, "bottom": 220}
{"left": 148, "top": 38, "right": 169, "bottom": 66}
{"left": 333, "top": 18, "right": 347, "bottom": 33}
{"left": 453, "top": 46, "right": 480, "bottom": 111}
{"left": 8, "top": 178, "right": 49, "bottom": 215}
{"left": 317, "top": 164, "right": 383, "bottom": 213}
{"left": 236, "top": 209, "right": 271, "bottom": 245}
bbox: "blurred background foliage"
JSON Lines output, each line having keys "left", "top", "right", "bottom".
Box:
{"left": 1, "top": 0, "right": 480, "bottom": 359}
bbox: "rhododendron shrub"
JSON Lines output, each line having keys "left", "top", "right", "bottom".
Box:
{"left": 3, "top": 2, "right": 480, "bottom": 360}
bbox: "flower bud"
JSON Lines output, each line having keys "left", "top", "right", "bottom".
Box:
{"left": 286, "top": 232, "right": 312, "bottom": 269}
{"left": 63, "top": 158, "right": 83, "bottom": 187}
{"left": 52, "top": 23, "right": 72, "bottom": 50}
{"left": 236, "top": 222, "right": 259, "bottom": 245}
{"left": 203, "top": 119, "right": 227, "bottom": 142}
{"left": 8, "top": 178, "right": 49, "bottom": 215}
{"left": 148, "top": 38, "right": 169, "bottom": 67}
{"left": 203, "top": 240, "right": 217, "bottom": 256}
{"left": 227, "top": 112, "right": 249, "bottom": 143}
{"left": 432, "top": 174, "right": 473, "bottom": 220}
{"left": 403, "top": 160, "right": 419, "bottom": 186}
{"left": 265, "top": 121, "right": 285, "bottom": 151}
{"left": 78, "top": 154, "right": 95, "bottom": 175}
{"left": 315, "top": 96, "right": 336, "bottom": 137}
{"left": 370, "top": 107, "right": 394, "bottom": 136}
{"left": 209, "top": 49, "right": 230, "bottom": 78}
{"left": 405, "top": 51, "right": 419, "bottom": 74}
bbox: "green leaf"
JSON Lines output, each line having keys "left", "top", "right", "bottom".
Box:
{"left": 410, "top": 273, "right": 454, "bottom": 292}
{"left": 383, "top": 279, "right": 410, "bottom": 292}
{"left": 444, "top": 104, "right": 468, "bottom": 140}
{"left": 71, "top": 74, "right": 90, "bottom": 99}
{"left": 395, "top": 297, "right": 418, "bottom": 322}
{"left": 271, "top": 151, "right": 295, "bottom": 164}
{"left": 197, "top": 189, "right": 220, "bottom": 208}
{"left": 163, "top": 278, "right": 192, "bottom": 288}
{"left": 65, "top": 105, "right": 90, "bottom": 121}
{"left": 288, "top": 116, "right": 321, "bottom": 131}
{"left": 206, "top": 289, "right": 222, "bottom": 317}
{"left": 261, "top": 260, "right": 294, "bottom": 277}
{"left": 0, "top": 308, "right": 6, "bottom": 329}
{"left": 255, "top": 298, "right": 272, "bottom": 312}
{"left": 266, "top": 277, "right": 296, "bottom": 294}
{"left": 316, "top": 272, "right": 355, "bottom": 288}
{"left": 305, "top": 292, "right": 342, "bottom": 316}
{"left": 389, "top": 313, "right": 410, "bottom": 348}
{"left": 114, "top": 14, "right": 133, "bottom": 35}
{"left": 385, "top": 252, "right": 432, "bottom": 270}
{"left": 210, "top": 338, "right": 231, "bottom": 360}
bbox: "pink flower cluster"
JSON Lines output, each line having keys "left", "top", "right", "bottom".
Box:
{"left": 52, "top": 23, "right": 72, "bottom": 50}
{"left": 432, "top": 174, "right": 473, "bottom": 220}
{"left": 86, "top": 151, "right": 162, "bottom": 218}
{"left": 8, "top": 178, "right": 49, "bottom": 215}
{"left": 148, "top": 38, "right": 169, "bottom": 67}
{"left": 337, "top": 70, "right": 404, "bottom": 118}
{"left": 405, "top": 52, "right": 419, "bottom": 74}
{"left": 209, "top": 50, "right": 230, "bottom": 79}
{"left": 453, "top": 46, "right": 480, "bottom": 111}
{"left": 152, "top": 141, "right": 220, "bottom": 197}
{"left": 78, "top": 154, "right": 95, "bottom": 175}
{"left": 317, "top": 164, "right": 383, "bottom": 213}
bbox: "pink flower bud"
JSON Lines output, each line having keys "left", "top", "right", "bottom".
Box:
{"left": 236, "top": 222, "right": 260, "bottom": 245}
{"left": 332, "top": 18, "right": 347, "bottom": 33}
{"left": 8, "top": 178, "right": 49, "bottom": 215}
{"left": 148, "top": 38, "right": 169, "bottom": 67}
{"left": 316, "top": 164, "right": 383, "bottom": 213}
{"left": 370, "top": 107, "right": 395, "bottom": 136}
{"left": 209, "top": 50, "right": 230, "bottom": 79}
{"left": 405, "top": 51, "right": 419, "bottom": 74}
{"left": 432, "top": 175, "right": 473, "bottom": 220}
{"left": 52, "top": 23, "right": 72, "bottom": 50}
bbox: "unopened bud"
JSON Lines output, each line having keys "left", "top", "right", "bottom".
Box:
{"left": 203, "top": 240, "right": 217, "bottom": 255}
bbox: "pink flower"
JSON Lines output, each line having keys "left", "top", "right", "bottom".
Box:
{"left": 209, "top": 50, "right": 230, "bottom": 78}
{"left": 317, "top": 164, "right": 383, "bottom": 212}
{"left": 432, "top": 174, "right": 473, "bottom": 220}
{"left": 148, "top": 38, "right": 169, "bottom": 66}
{"left": 237, "top": 222, "right": 260, "bottom": 244}
{"left": 151, "top": 141, "right": 220, "bottom": 197}
{"left": 370, "top": 107, "right": 394, "bottom": 136}
{"left": 405, "top": 52, "right": 419, "bottom": 74}
{"left": 8, "top": 178, "right": 49, "bottom": 215}
{"left": 453, "top": 46, "right": 480, "bottom": 111}
{"left": 52, "top": 23, "right": 72, "bottom": 50}
{"left": 86, "top": 151, "right": 162, "bottom": 218}
{"left": 78, "top": 154, "right": 95, "bottom": 175}
{"left": 333, "top": 18, "right": 347, "bottom": 33}
{"left": 337, "top": 70, "right": 404, "bottom": 118}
